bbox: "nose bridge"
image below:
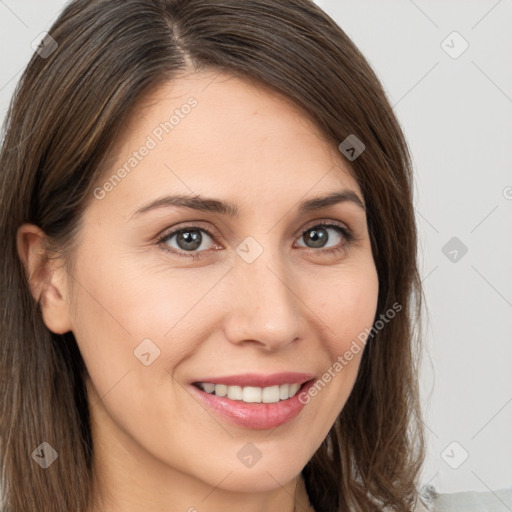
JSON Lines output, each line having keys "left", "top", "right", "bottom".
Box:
{"left": 223, "top": 237, "right": 301, "bottom": 349}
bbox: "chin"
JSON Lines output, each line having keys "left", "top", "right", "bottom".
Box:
{"left": 211, "top": 465, "right": 301, "bottom": 494}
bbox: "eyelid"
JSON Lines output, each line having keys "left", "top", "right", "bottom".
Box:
{"left": 156, "top": 221, "right": 219, "bottom": 242}
{"left": 295, "top": 218, "right": 352, "bottom": 238}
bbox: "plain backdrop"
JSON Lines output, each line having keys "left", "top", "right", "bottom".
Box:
{"left": 1, "top": 0, "right": 511, "bottom": 496}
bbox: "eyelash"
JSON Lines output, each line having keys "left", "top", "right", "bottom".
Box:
{"left": 156, "top": 221, "right": 356, "bottom": 260}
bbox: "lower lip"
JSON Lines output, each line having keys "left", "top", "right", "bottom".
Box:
{"left": 189, "top": 380, "right": 315, "bottom": 430}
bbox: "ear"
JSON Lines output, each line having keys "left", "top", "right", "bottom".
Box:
{"left": 16, "top": 224, "right": 73, "bottom": 334}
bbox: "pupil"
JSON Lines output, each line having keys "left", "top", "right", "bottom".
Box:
{"left": 177, "top": 230, "right": 202, "bottom": 251}
{"left": 306, "top": 227, "right": 327, "bottom": 248}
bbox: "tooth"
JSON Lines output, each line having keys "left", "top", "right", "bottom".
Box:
{"left": 227, "top": 385, "right": 243, "bottom": 400}
{"left": 204, "top": 382, "right": 303, "bottom": 402}
{"left": 202, "top": 383, "right": 215, "bottom": 393}
{"left": 215, "top": 384, "right": 227, "bottom": 397}
{"left": 242, "top": 386, "right": 262, "bottom": 403}
{"left": 288, "top": 383, "right": 300, "bottom": 398}
{"left": 262, "top": 385, "right": 280, "bottom": 403}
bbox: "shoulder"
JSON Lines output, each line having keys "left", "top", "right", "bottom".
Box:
{"left": 414, "top": 485, "right": 512, "bottom": 512}
{"left": 414, "top": 484, "right": 437, "bottom": 511}
{"left": 413, "top": 497, "right": 433, "bottom": 512}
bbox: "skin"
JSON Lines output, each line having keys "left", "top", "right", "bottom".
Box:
{"left": 17, "top": 69, "right": 379, "bottom": 512}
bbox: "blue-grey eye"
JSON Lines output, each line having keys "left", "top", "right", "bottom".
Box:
{"left": 297, "top": 225, "right": 345, "bottom": 249}
{"left": 164, "top": 229, "right": 215, "bottom": 252}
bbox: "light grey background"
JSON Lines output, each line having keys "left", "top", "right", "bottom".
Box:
{"left": 1, "top": 0, "right": 511, "bottom": 497}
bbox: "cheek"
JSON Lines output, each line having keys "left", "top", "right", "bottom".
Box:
{"left": 293, "top": 259, "right": 379, "bottom": 422}
{"left": 308, "top": 260, "right": 379, "bottom": 360}
{"left": 72, "top": 243, "right": 219, "bottom": 336}
{"left": 67, "top": 248, "right": 233, "bottom": 399}
{"left": 102, "top": 256, "right": 229, "bottom": 330}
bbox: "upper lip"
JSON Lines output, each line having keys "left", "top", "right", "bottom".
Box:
{"left": 192, "top": 372, "right": 315, "bottom": 388}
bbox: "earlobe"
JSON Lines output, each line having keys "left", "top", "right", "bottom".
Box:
{"left": 16, "top": 224, "right": 73, "bottom": 334}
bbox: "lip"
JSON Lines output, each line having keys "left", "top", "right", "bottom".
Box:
{"left": 189, "top": 375, "right": 316, "bottom": 430}
{"left": 191, "top": 372, "right": 315, "bottom": 388}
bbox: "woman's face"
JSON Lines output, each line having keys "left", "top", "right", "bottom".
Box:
{"left": 50, "top": 70, "right": 379, "bottom": 505}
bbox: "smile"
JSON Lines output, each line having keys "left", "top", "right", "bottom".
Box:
{"left": 189, "top": 373, "right": 316, "bottom": 429}
{"left": 194, "top": 382, "right": 302, "bottom": 403}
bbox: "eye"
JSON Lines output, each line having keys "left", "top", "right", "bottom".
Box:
{"left": 295, "top": 223, "right": 354, "bottom": 254}
{"left": 157, "top": 225, "right": 217, "bottom": 259}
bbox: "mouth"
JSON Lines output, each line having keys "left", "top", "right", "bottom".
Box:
{"left": 189, "top": 372, "right": 316, "bottom": 429}
{"left": 193, "top": 381, "right": 303, "bottom": 404}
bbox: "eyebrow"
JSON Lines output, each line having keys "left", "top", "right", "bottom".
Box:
{"left": 130, "top": 189, "right": 365, "bottom": 219}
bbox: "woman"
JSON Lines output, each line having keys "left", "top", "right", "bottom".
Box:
{"left": 0, "top": 1, "right": 428, "bottom": 510}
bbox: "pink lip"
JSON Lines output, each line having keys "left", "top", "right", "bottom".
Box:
{"left": 192, "top": 372, "right": 315, "bottom": 387}
{"left": 189, "top": 377, "right": 315, "bottom": 430}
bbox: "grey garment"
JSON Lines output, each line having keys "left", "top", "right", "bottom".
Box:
{"left": 418, "top": 485, "right": 512, "bottom": 512}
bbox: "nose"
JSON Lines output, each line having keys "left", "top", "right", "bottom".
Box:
{"left": 221, "top": 245, "right": 301, "bottom": 351}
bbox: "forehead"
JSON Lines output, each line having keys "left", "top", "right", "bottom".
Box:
{"left": 92, "top": 70, "right": 362, "bottom": 217}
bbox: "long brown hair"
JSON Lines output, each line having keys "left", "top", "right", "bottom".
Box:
{"left": 0, "top": 1, "right": 425, "bottom": 510}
